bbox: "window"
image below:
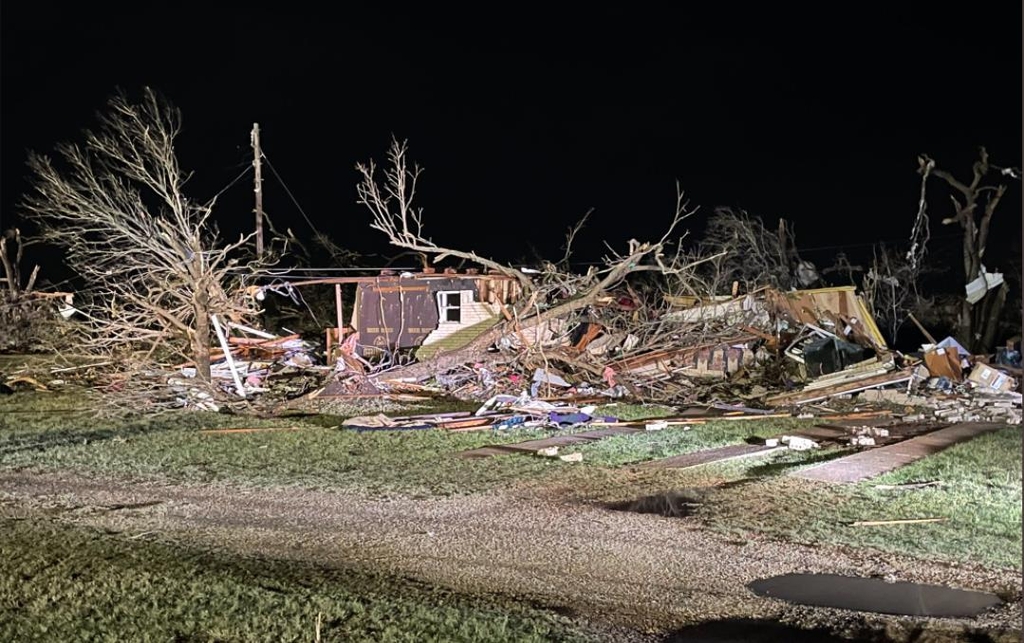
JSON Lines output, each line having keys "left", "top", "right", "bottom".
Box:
{"left": 438, "top": 291, "right": 462, "bottom": 323}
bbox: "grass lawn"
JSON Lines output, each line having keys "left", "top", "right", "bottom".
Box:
{"left": 0, "top": 516, "right": 587, "bottom": 642}
{"left": 624, "top": 426, "right": 1023, "bottom": 571}
{"left": 573, "top": 416, "right": 814, "bottom": 466}
{"left": 3, "top": 389, "right": 1021, "bottom": 570}
{"left": 0, "top": 390, "right": 563, "bottom": 496}
{"left": 0, "top": 392, "right": 682, "bottom": 495}
{"left": 532, "top": 419, "right": 1022, "bottom": 571}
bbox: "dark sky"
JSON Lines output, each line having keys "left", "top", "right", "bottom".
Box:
{"left": 2, "top": 4, "right": 1021, "bottom": 272}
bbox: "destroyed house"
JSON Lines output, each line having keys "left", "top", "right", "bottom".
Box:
{"left": 279, "top": 270, "right": 522, "bottom": 362}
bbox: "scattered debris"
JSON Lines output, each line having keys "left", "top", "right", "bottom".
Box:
{"left": 781, "top": 435, "right": 819, "bottom": 451}
{"left": 850, "top": 518, "right": 948, "bottom": 527}
{"left": 25, "top": 239, "right": 1019, "bottom": 433}
{"left": 794, "top": 422, "right": 1006, "bottom": 483}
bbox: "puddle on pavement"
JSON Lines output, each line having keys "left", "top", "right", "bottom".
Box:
{"left": 748, "top": 573, "right": 1003, "bottom": 617}
{"left": 607, "top": 491, "right": 702, "bottom": 518}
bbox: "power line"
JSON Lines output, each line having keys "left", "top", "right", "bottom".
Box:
{"left": 260, "top": 150, "right": 322, "bottom": 236}
{"left": 205, "top": 163, "right": 253, "bottom": 206}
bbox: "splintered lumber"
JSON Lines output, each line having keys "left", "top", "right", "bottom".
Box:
{"left": 434, "top": 416, "right": 496, "bottom": 431}
{"left": 4, "top": 376, "right": 49, "bottom": 391}
{"left": 874, "top": 481, "right": 942, "bottom": 491}
{"left": 907, "top": 313, "right": 938, "bottom": 345}
{"left": 850, "top": 518, "right": 947, "bottom": 527}
{"left": 458, "top": 426, "right": 643, "bottom": 458}
{"left": 228, "top": 334, "right": 301, "bottom": 346}
{"left": 390, "top": 410, "right": 474, "bottom": 421}
{"left": 817, "top": 410, "right": 893, "bottom": 421}
{"left": 589, "top": 412, "right": 792, "bottom": 428}
{"left": 766, "top": 369, "right": 914, "bottom": 406}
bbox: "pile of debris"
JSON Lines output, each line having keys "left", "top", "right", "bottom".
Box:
{"left": 91, "top": 272, "right": 1018, "bottom": 425}
{"left": 163, "top": 321, "right": 325, "bottom": 411}
{"left": 339, "top": 395, "right": 620, "bottom": 434}
{"left": 283, "top": 282, "right": 1015, "bottom": 428}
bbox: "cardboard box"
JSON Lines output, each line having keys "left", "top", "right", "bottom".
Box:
{"left": 924, "top": 347, "right": 962, "bottom": 380}
{"left": 968, "top": 365, "right": 1017, "bottom": 393}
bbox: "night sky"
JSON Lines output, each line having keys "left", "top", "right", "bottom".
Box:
{"left": 2, "top": 4, "right": 1021, "bottom": 275}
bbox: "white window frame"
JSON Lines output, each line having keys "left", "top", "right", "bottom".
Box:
{"left": 437, "top": 291, "right": 462, "bottom": 324}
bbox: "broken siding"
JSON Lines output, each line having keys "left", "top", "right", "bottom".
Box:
{"left": 768, "top": 286, "right": 887, "bottom": 350}
{"left": 416, "top": 314, "right": 502, "bottom": 359}
{"left": 421, "top": 292, "right": 500, "bottom": 349}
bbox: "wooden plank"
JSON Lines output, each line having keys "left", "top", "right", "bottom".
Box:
{"left": 767, "top": 369, "right": 914, "bottom": 406}
{"left": 793, "top": 422, "right": 1006, "bottom": 483}
{"left": 641, "top": 443, "right": 781, "bottom": 469}
{"left": 850, "top": 518, "right": 947, "bottom": 527}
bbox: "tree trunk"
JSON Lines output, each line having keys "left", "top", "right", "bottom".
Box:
{"left": 193, "top": 290, "right": 212, "bottom": 382}
{"left": 958, "top": 298, "right": 975, "bottom": 353}
{"left": 978, "top": 283, "right": 1008, "bottom": 353}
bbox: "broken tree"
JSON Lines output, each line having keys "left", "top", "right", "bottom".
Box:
{"left": 353, "top": 137, "right": 721, "bottom": 387}
{"left": 21, "top": 87, "right": 264, "bottom": 381}
{"left": 919, "top": 147, "right": 1020, "bottom": 352}
{"left": 0, "top": 228, "right": 71, "bottom": 352}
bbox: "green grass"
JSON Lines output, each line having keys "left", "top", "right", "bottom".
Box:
{"left": 591, "top": 403, "right": 677, "bottom": 421}
{"left": 697, "top": 426, "right": 1023, "bottom": 570}
{"left": 1, "top": 390, "right": 622, "bottom": 496}
{"left": 0, "top": 409, "right": 567, "bottom": 497}
{"left": 5, "top": 389, "right": 1021, "bottom": 570}
{"left": 0, "top": 517, "right": 588, "bottom": 642}
{"left": 0, "top": 393, "right": 812, "bottom": 497}
{"left": 575, "top": 417, "right": 816, "bottom": 466}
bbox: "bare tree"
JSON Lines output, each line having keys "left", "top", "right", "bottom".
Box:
{"left": 356, "top": 137, "right": 537, "bottom": 296}
{"left": 21, "top": 88, "right": 261, "bottom": 381}
{"left": 0, "top": 228, "right": 39, "bottom": 298}
{"left": 920, "top": 147, "right": 1020, "bottom": 351}
{"left": 833, "top": 163, "right": 934, "bottom": 343}
{"left": 860, "top": 243, "right": 933, "bottom": 341}
{"left": 700, "top": 207, "right": 814, "bottom": 293}
{"left": 354, "top": 137, "right": 718, "bottom": 380}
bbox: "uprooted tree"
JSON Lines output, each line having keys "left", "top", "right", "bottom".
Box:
{"left": 21, "top": 88, "right": 262, "bottom": 382}
{"left": 355, "top": 137, "right": 722, "bottom": 381}
{"left": 919, "top": 147, "right": 1020, "bottom": 352}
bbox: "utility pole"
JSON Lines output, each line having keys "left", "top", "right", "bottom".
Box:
{"left": 251, "top": 123, "right": 264, "bottom": 258}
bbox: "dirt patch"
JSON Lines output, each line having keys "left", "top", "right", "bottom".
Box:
{"left": 0, "top": 469, "right": 1020, "bottom": 636}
